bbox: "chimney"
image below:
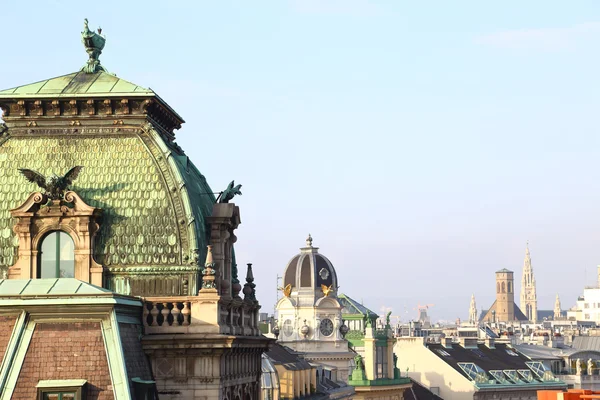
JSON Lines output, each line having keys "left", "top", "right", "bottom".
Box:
{"left": 459, "top": 337, "right": 479, "bottom": 348}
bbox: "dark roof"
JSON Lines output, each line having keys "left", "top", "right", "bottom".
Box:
{"left": 338, "top": 293, "right": 378, "bottom": 318}
{"left": 479, "top": 302, "right": 528, "bottom": 321}
{"left": 266, "top": 343, "right": 312, "bottom": 370}
{"left": 537, "top": 310, "right": 555, "bottom": 320}
{"left": 496, "top": 268, "right": 513, "bottom": 273}
{"left": 403, "top": 379, "right": 443, "bottom": 400}
{"left": 427, "top": 342, "right": 534, "bottom": 380}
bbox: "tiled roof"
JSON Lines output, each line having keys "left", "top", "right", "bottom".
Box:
{"left": 479, "top": 302, "right": 528, "bottom": 321}
{"left": 0, "top": 133, "right": 215, "bottom": 279}
{"left": 266, "top": 343, "right": 312, "bottom": 370}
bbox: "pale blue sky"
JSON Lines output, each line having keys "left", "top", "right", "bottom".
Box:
{"left": 2, "top": 1, "right": 600, "bottom": 321}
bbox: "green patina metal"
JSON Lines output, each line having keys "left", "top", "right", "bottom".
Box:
{"left": 348, "top": 377, "right": 412, "bottom": 387}
{"left": 218, "top": 180, "right": 242, "bottom": 203}
{"left": 81, "top": 19, "right": 107, "bottom": 74}
{"left": 0, "top": 45, "right": 216, "bottom": 295}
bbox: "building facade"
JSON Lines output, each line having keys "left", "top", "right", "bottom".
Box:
{"left": 338, "top": 294, "right": 412, "bottom": 400}
{"left": 395, "top": 337, "right": 567, "bottom": 400}
{"left": 275, "top": 236, "right": 354, "bottom": 386}
{"left": 0, "top": 20, "right": 271, "bottom": 400}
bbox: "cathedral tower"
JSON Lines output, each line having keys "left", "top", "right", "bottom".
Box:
{"left": 520, "top": 244, "right": 538, "bottom": 322}
{"left": 469, "top": 294, "right": 478, "bottom": 325}
{"left": 495, "top": 269, "right": 515, "bottom": 321}
{"left": 554, "top": 294, "right": 562, "bottom": 320}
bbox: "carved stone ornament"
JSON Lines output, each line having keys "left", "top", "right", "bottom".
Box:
{"left": 8, "top": 191, "right": 103, "bottom": 285}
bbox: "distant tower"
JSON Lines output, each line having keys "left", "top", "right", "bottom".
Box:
{"left": 495, "top": 269, "right": 516, "bottom": 321}
{"left": 520, "top": 243, "right": 538, "bottom": 322}
{"left": 554, "top": 294, "right": 562, "bottom": 320}
{"left": 469, "top": 294, "right": 477, "bottom": 325}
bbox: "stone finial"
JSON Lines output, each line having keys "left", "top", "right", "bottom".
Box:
{"left": 306, "top": 233, "right": 313, "bottom": 247}
{"left": 201, "top": 245, "right": 217, "bottom": 290}
{"left": 243, "top": 263, "right": 256, "bottom": 302}
{"left": 81, "top": 19, "right": 107, "bottom": 74}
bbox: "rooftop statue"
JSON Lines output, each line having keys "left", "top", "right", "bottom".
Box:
{"left": 81, "top": 18, "right": 107, "bottom": 74}
{"left": 19, "top": 166, "right": 84, "bottom": 200}
{"left": 279, "top": 283, "right": 292, "bottom": 298}
{"left": 321, "top": 284, "right": 334, "bottom": 297}
{"left": 218, "top": 180, "right": 242, "bottom": 203}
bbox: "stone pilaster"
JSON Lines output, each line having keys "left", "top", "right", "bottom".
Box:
{"left": 363, "top": 324, "right": 376, "bottom": 380}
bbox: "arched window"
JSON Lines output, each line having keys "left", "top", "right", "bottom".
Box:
{"left": 508, "top": 282, "right": 513, "bottom": 293}
{"left": 497, "top": 282, "right": 500, "bottom": 293}
{"left": 39, "top": 231, "right": 75, "bottom": 278}
{"left": 501, "top": 282, "right": 506, "bottom": 293}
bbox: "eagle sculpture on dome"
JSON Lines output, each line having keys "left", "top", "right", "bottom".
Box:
{"left": 18, "top": 166, "right": 84, "bottom": 200}
{"left": 321, "top": 284, "right": 334, "bottom": 297}
{"left": 279, "top": 284, "right": 292, "bottom": 298}
{"left": 218, "top": 180, "right": 242, "bottom": 203}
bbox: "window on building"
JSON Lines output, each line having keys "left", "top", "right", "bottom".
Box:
{"left": 41, "top": 392, "right": 76, "bottom": 400}
{"left": 585, "top": 303, "right": 590, "bottom": 309}
{"left": 508, "top": 282, "right": 513, "bottom": 293}
{"left": 39, "top": 231, "right": 75, "bottom": 278}
{"left": 526, "top": 361, "right": 556, "bottom": 382}
{"left": 37, "top": 380, "right": 85, "bottom": 400}
{"left": 457, "top": 362, "right": 488, "bottom": 384}
{"left": 376, "top": 346, "right": 388, "bottom": 379}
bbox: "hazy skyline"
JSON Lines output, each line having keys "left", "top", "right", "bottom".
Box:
{"left": 1, "top": 1, "right": 600, "bottom": 321}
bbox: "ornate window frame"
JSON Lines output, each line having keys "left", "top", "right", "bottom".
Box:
{"left": 8, "top": 191, "right": 103, "bottom": 285}
{"left": 36, "top": 379, "right": 87, "bottom": 400}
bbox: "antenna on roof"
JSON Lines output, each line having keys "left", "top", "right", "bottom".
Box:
{"left": 275, "top": 274, "right": 282, "bottom": 317}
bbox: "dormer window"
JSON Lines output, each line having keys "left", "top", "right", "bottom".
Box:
{"left": 8, "top": 190, "right": 102, "bottom": 285}
{"left": 39, "top": 231, "right": 75, "bottom": 278}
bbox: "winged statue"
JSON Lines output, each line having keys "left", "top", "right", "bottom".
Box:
{"left": 218, "top": 180, "right": 242, "bottom": 203}
{"left": 321, "top": 284, "right": 334, "bottom": 297}
{"left": 19, "top": 166, "right": 84, "bottom": 200}
{"left": 278, "top": 284, "right": 292, "bottom": 298}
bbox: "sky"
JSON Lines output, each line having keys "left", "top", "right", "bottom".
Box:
{"left": 1, "top": 0, "right": 600, "bottom": 322}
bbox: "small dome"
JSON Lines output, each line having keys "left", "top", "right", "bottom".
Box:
{"left": 282, "top": 235, "right": 338, "bottom": 295}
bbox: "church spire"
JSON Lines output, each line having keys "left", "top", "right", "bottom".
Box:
{"left": 469, "top": 294, "right": 478, "bottom": 325}
{"left": 520, "top": 242, "right": 538, "bottom": 322}
{"left": 554, "top": 294, "right": 562, "bottom": 320}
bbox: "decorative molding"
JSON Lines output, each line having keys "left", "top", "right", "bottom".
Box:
{"left": 8, "top": 191, "right": 103, "bottom": 285}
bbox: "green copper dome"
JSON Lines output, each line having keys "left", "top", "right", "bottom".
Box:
{"left": 0, "top": 70, "right": 216, "bottom": 296}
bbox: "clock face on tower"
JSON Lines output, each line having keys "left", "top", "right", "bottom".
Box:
{"left": 319, "top": 318, "right": 334, "bottom": 337}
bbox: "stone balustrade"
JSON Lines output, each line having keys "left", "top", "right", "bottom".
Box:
{"left": 142, "top": 296, "right": 261, "bottom": 336}
{"left": 143, "top": 297, "right": 192, "bottom": 328}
